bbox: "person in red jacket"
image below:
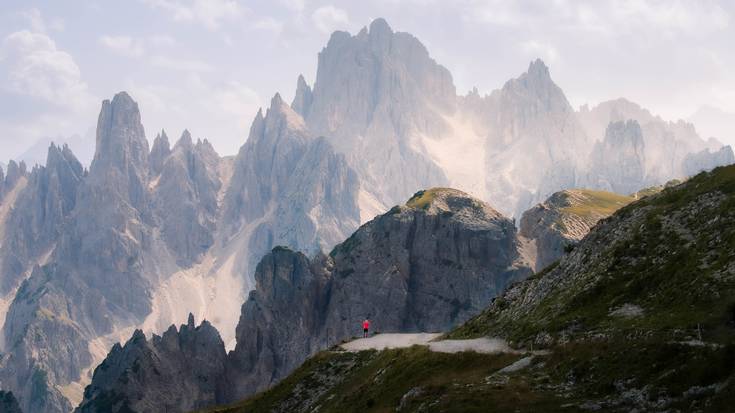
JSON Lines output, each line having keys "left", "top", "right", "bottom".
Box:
{"left": 362, "top": 318, "right": 370, "bottom": 338}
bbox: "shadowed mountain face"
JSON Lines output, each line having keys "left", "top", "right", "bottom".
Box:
{"left": 75, "top": 188, "right": 532, "bottom": 412}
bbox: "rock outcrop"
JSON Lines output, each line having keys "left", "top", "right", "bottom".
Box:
{"left": 519, "top": 189, "right": 633, "bottom": 271}
{"left": 76, "top": 314, "right": 227, "bottom": 413}
{"left": 77, "top": 188, "right": 532, "bottom": 411}
{"left": 0, "top": 391, "right": 22, "bottom": 413}
{"left": 227, "top": 188, "right": 531, "bottom": 399}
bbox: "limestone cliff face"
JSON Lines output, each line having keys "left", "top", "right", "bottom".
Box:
{"left": 584, "top": 120, "right": 648, "bottom": 195}
{"left": 227, "top": 188, "right": 532, "bottom": 400}
{"left": 76, "top": 315, "right": 227, "bottom": 413}
{"left": 519, "top": 189, "right": 634, "bottom": 271}
{"left": 0, "top": 144, "right": 84, "bottom": 294}
{"left": 153, "top": 131, "right": 221, "bottom": 266}
{"left": 304, "top": 18, "right": 453, "bottom": 206}
{"left": 223, "top": 94, "right": 361, "bottom": 277}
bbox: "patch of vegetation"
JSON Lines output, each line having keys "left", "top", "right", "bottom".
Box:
{"left": 405, "top": 188, "right": 454, "bottom": 210}
{"left": 201, "top": 347, "right": 575, "bottom": 413}
{"left": 561, "top": 189, "right": 634, "bottom": 218}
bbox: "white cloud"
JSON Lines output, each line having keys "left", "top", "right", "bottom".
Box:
{"left": 279, "top": 0, "right": 306, "bottom": 12}
{"left": 254, "top": 17, "right": 284, "bottom": 33}
{"left": 150, "top": 55, "right": 214, "bottom": 72}
{"left": 0, "top": 27, "right": 95, "bottom": 158}
{"left": 99, "top": 35, "right": 146, "bottom": 58}
{"left": 1, "top": 30, "right": 93, "bottom": 109}
{"left": 19, "top": 8, "right": 65, "bottom": 34}
{"left": 150, "top": 34, "right": 177, "bottom": 47}
{"left": 312, "top": 6, "right": 350, "bottom": 34}
{"left": 141, "top": 0, "right": 245, "bottom": 30}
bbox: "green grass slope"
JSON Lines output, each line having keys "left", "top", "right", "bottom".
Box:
{"left": 559, "top": 189, "right": 634, "bottom": 218}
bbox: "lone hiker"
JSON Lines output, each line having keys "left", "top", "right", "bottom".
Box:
{"left": 362, "top": 318, "right": 370, "bottom": 338}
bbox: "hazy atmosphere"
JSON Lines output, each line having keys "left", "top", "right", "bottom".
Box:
{"left": 2, "top": 2, "right": 735, "bottom": 412}
{"left": 2, "top": 0, "right": 734, "bottom": 161}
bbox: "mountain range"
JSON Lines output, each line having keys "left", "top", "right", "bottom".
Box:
{"left": 0, "top": 18, "right": 732, "bottom": 413}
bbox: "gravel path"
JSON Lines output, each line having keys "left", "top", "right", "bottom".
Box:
{"left": 341, "top": 333, "right": 517, "bottom": 354}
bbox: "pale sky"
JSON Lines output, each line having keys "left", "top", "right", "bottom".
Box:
{"left": 1, "top": 0, "right": 734, "bottom": 161}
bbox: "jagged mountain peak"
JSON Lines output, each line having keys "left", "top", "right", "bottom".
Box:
{"left": 92, "top": 90, "right": 149, "bottom": 176}
{"left": 150, "top": 129, "right": 172, "bottom": 176}
{"left": 605, "top": 119, "right": 644, "bottom": 146}
{"left": 175, "top": 129, "right": 193, "bottom": 149}
{"left": 527, "top": 58, "right": 550, "bottom": 78}
{"left": 154, "top": 129, "right": 170, "bottom": 147}
{"left": 501, "top": 58, "right": 569, "bottom": 111}
{"left": 3, "top": 159, "right": 27, "bottom": 189}
{"left": 291, "top": 74, "right": 313, "bottom": 117}
{"left": 369, "top": 17, "right": 392, "bottom": 34}
{"left": 45, "top": 141, "right": 83, "bottom": 175}
{"left": 264, "top": 92, "right": 306, "bottom": 133}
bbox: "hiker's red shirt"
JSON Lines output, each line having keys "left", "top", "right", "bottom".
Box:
{"left": 363, "top": 320, "right": 370, "bottom": 329}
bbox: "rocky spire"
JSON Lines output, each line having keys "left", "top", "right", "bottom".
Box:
{"left": 88, "top": 91, "right": 150, "bottom": 213}
{"left": 91, "top": 91, "right": 149, "bottom": 176}
{"left": 4, "top": 160, "right": 26, "bottom": 189}
{"left": 150, "top": 129, "right": 171, "bottom": 176}
{"left": 175, "top": 129, "right": 193, "bottom": 149}
{"left": 291, "top": 74, "right": 313, "bottom": 117}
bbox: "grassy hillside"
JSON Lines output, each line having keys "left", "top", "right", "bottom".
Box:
{"left": 559, "top": 189, "right": 633, "bottom": 218}
{"left": 201, "top": 166, "right": 735, "bottom": 413}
